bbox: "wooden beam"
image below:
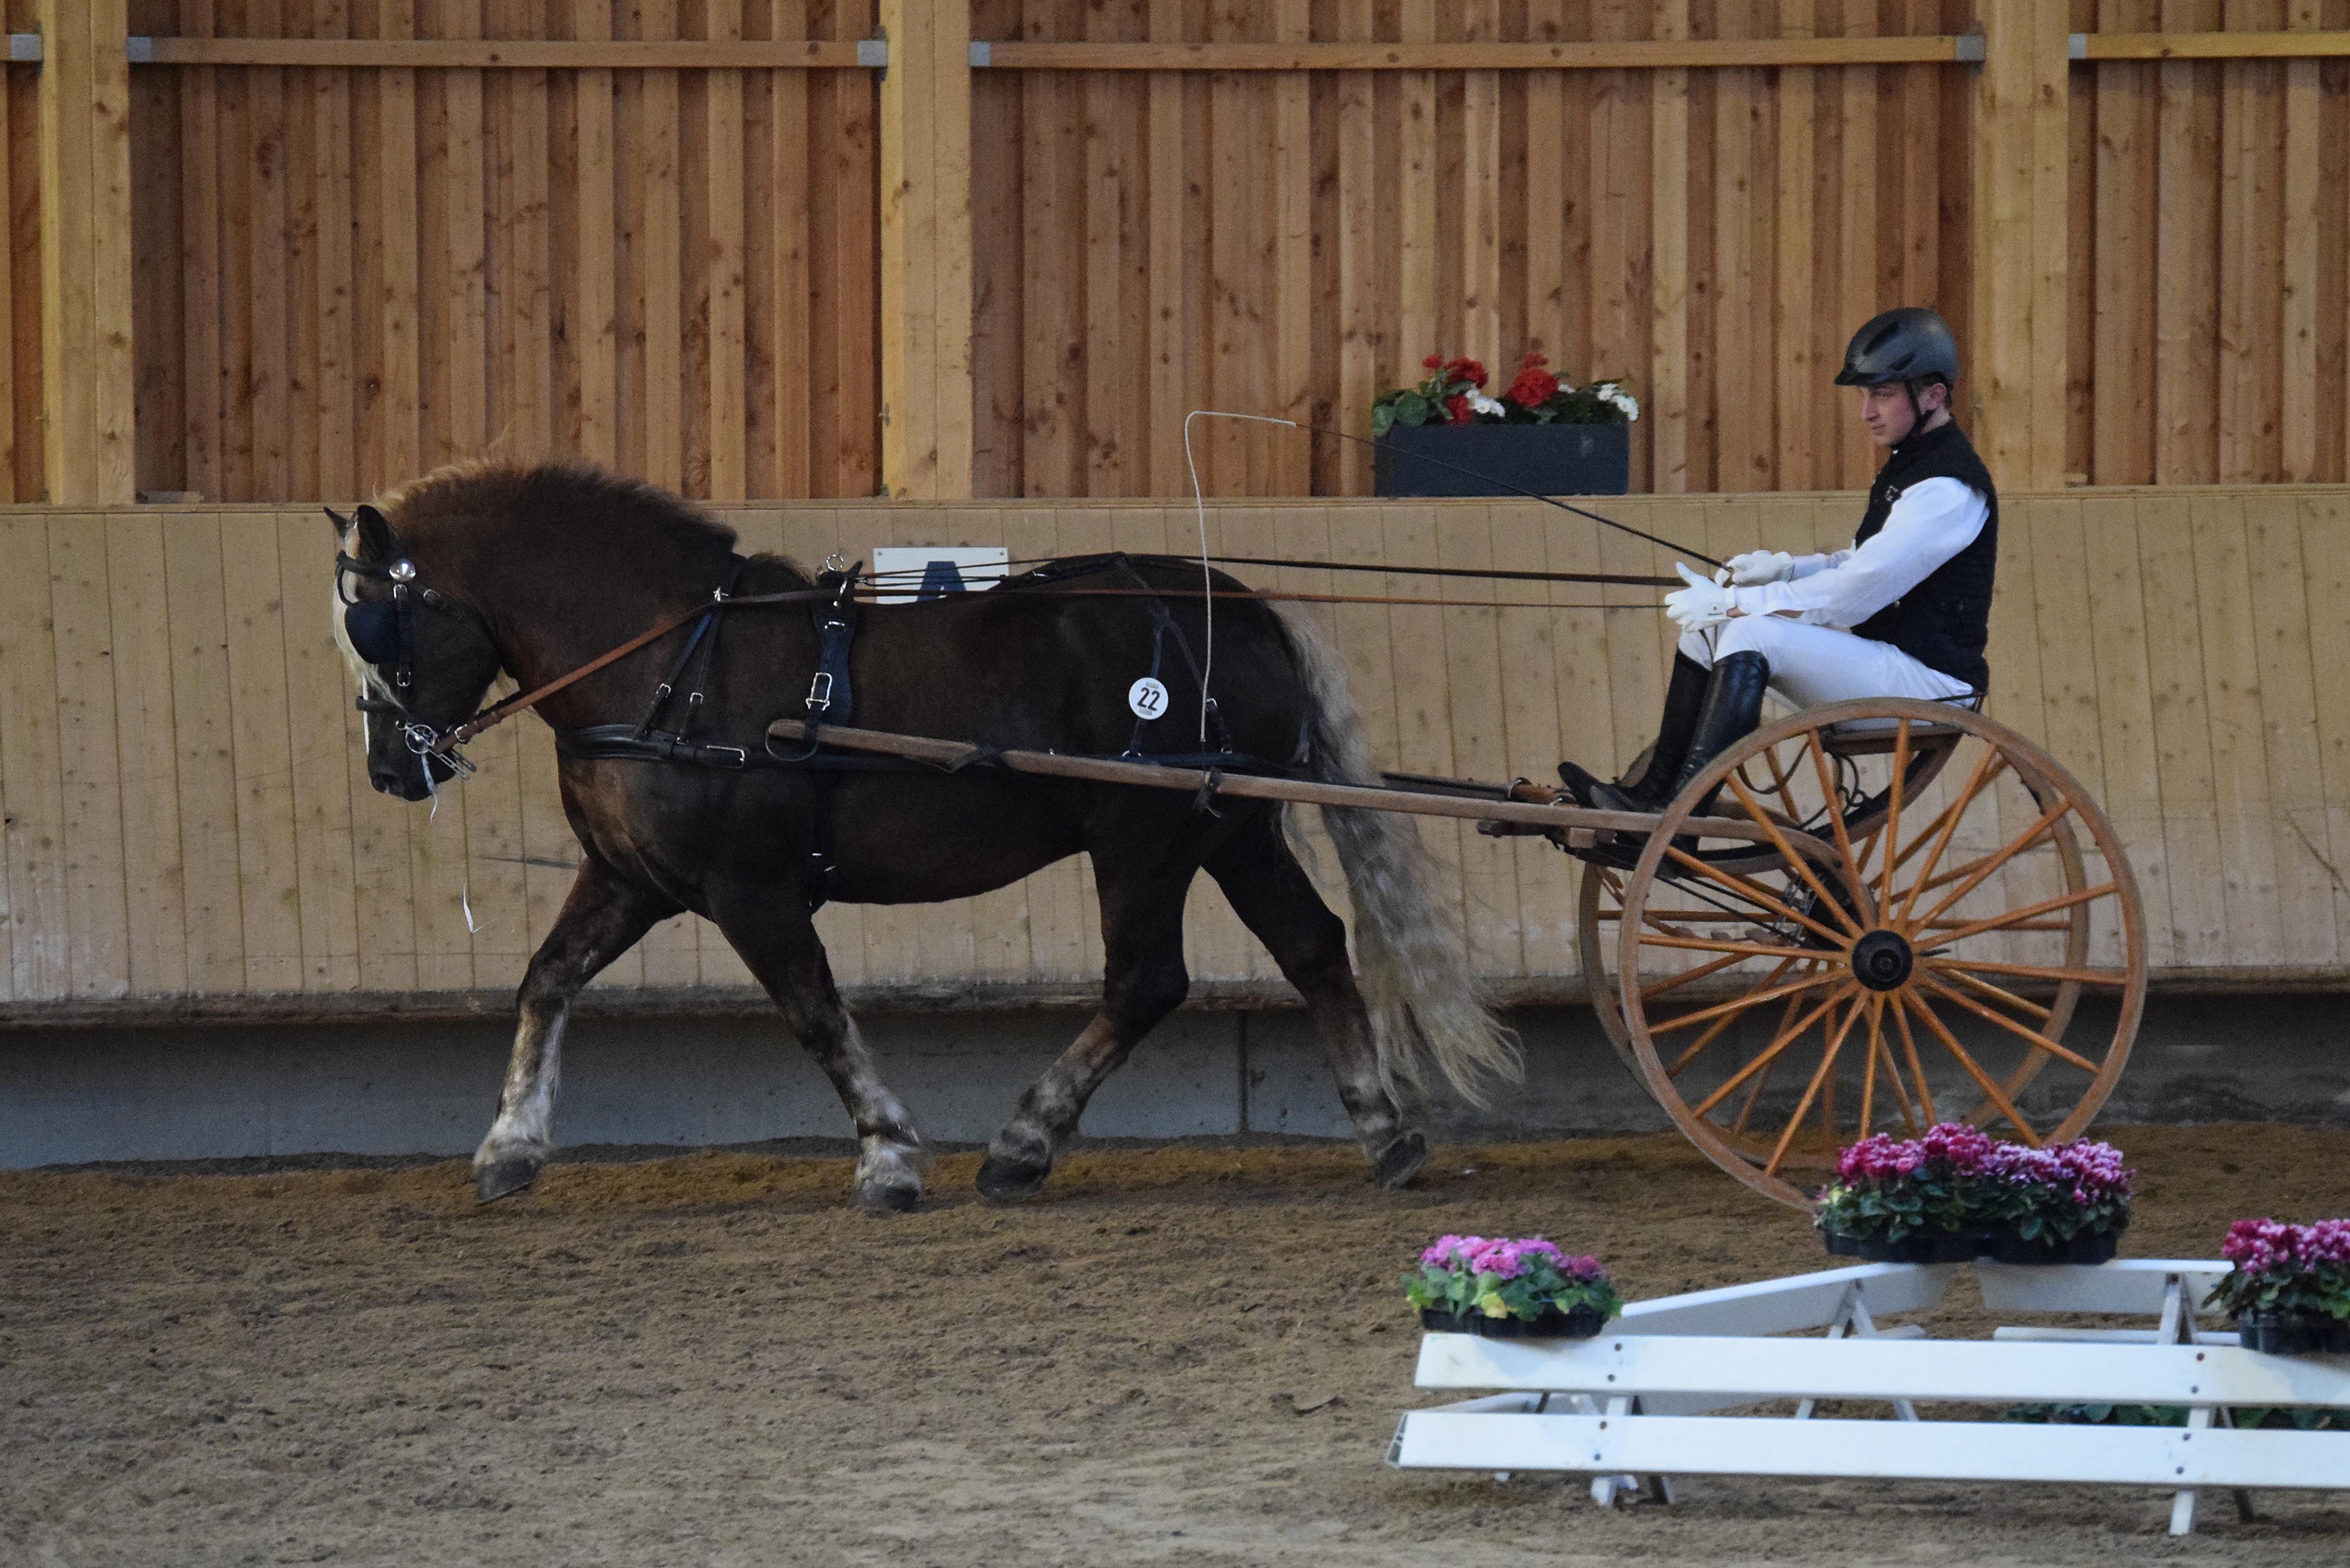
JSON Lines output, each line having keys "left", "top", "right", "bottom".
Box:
{"left": 2079, "top": 29, "right": 2350, "bottom": 57}
{"left": 877, "top": 0, "right": 973, "bottom": 498}
{"left": 1971, "top": 0, "right": 2069, "bottom": 490}
{"left": 978, "top": 38, "right": 1972, "bottom": 70}
{"left": 131, "top": 38, "right": 876, "bottom": 68}
{"left": 39, "top": 0, "right": 136, "bottom": 503}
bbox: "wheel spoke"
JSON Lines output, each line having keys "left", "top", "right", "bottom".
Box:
{"left": 1933, "top": 881, "right": 2117, "bottom": 948}
{"left": 1666, "top": 963, "right": 1800, "bottom": 1077}
{"left": 1637, "top": 932, "right": 1824, "bottom": 962}
{"left": 1765, "top": 993, "right": 1869, "bottom": 1175}
{"left": 1893, "top": 742, "right": 2009, "bottom": 925}
{"left": 1921, "top": 955, "right": 2130, "bottom": 986}
{"left": 1757, "top": 742, "right": 1805, "bottom": 825}
{"left": 1641, "top": 948, "right": 1758, "bottom": 1000}
{"left": 1868, "top": 999, "right": 1925, "bottom": 1134}
{"left": 1899, "top": 989, "right": 2043, "bottom": 1146}
{"left": 1725, "top": 773, "right": 1864, "bottom": 936}
{"left": 1649, "top": 968, "right": 1842, "bottom": 1036}
{"left": 1909, "top": 798, "right": 2078, "bottom": 931}
{"left": 1877, "top": 720, "right": 1912, "bottom": 913}
{"left": 1600, "top": 909, "right": 1775, "bottom": 923}
{"left": 1663, "top": 845, "right": 1850, "bottom": 947}
{"left": 1731, "top": 985, "right": 1813, "bottom": 1137}
{"left": 1804, "top": 729, "right": 1869, "bottom": 912}
{"left": 1928, "top": 962, "right": 2055, "bottom": 1023}
{"left": 1858, "top": 995, "right": 1883, "bottom": 1135}
{"left": 1688, "top": 983, "right": 1858, "bottom": 1119}
{"left": 1890, "top": 995, "right": 1939, "bottom": 1125}
{"left": 1914, "top": 972, "right": 2101, "bottom": 1074}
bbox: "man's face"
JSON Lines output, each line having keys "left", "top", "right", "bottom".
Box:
{"left": 1858, "top": 381, "right": 1943, "bottom": 446}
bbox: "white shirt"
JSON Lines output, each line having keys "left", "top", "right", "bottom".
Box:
{"left": 1730, "top": 476, "right": 1989, "bottom": 629}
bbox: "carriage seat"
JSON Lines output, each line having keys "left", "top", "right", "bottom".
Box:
{"left": 1817, "top": 693, "right": 1984, "bottom": 757}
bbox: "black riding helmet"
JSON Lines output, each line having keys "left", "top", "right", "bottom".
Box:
{"left": 1835, "top": 306, "right": 1960, "bottom": 389}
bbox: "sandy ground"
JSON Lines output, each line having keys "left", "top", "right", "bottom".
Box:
{"left": 4, "top": 1124, "right": 2349, "bottom": 1567}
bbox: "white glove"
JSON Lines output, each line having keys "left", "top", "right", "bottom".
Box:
{"left": 1726, "top": 549, "right": 1796, "bottom": 586}
{"left": 1664, "top": 562, "right": 1737, "bottom": 635}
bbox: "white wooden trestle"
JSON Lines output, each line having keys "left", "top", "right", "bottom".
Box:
{"left": 1386, "top": 1259, "right": 2350, "bottom": 1534}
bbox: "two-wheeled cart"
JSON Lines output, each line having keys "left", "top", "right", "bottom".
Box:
{"left": 773, "top": 696, "right": 2145, "bottom": 1209}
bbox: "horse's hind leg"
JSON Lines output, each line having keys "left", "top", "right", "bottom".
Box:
{"left": 476, "top": 861, "right": 675, "bottom": 1203}
{"left": 708, "top": 892, "right": 927, "bottom": 1212}
{"left": 977, "top": 853, "right": 1197, "bottom": 1202}
{"left": 1204, "top": 810, "right": 1427, "bottom": 1189}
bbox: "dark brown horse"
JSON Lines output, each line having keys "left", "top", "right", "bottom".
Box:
{"left": 329, "top": 463, "right": 1515, "bottom": 1209}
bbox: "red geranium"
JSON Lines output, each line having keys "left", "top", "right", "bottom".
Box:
{"left": 1505, "top": 350, "right": 1560, "bottom": 409}
{"left": 1443, "top": 356, "right": 1488, "bottom": 390}
{"left": 1422, "top": 353, "right": 1446, "bottom": 371}
{"left": 1443, "top": 393, "right": 1473, "bottom": 423}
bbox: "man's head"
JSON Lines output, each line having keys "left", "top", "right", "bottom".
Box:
{"left": 1836, "top": 306, "right": 1959, "bottom": 448}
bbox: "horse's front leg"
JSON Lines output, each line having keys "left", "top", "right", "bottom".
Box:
{"left": 475, "top": 860, "right": 675, "bottom": 1203}
{"left": 707, "top": 891, "right": 927, "bottom": 1212}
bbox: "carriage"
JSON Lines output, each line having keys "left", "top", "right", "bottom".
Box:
{"left": 774, "top": 690, "right": 2146, "bottom": 1212}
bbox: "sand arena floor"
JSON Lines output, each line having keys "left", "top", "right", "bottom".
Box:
{"left": 5, "top": 1124, "right": 2349, "bottom": 1566}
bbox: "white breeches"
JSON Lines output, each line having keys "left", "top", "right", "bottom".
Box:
{"left": 1679, "top": 616, "right": 1973, "bottom": 711}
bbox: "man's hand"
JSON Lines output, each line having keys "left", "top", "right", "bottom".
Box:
{"left": 1726, "top": 549, "right": 1796, "bottom": 586}
{"left": 1664, "top": 562, "right": 1737, "bottom": 635}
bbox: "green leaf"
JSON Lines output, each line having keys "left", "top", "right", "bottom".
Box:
{"left": 1391, "top": 391, "right": 1431, "bottom": 427}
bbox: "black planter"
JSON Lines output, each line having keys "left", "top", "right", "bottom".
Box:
{"left": 1821, "top": 1227, "right": 1984, "bottom": 1264}
{"left": 2236, "top": 1311, "right": 2350, "bottom": 1356}
{"left": 1374, "top": 422, "right": 1631, "bottom": 498}
{"left": 1977, "top": 1224, "right": 2126, "bottom": 1266}
{"left": 1420, "top": 1304, "right": 1609, "bottom": 1340}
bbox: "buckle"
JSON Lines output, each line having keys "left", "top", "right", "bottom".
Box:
{"left": 705, "top": 745, "right": 747, "bottom": 769}
{"left": 807, "top": 671, "right": 835, "bottom": 712}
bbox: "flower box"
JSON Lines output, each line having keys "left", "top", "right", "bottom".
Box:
{"left": 1419, "top": 1303, "right": 1609, "bottom": 1340}
{"left": 1373, "top": 421, "right": 1632, "bottom": 499}
{"left": 1977, "top": 1225, "right": 2126, "bottom": 1267}
{"left": 1821, "top": 1227, "right": 1988, "bottom": 1265}
{"left": 2207, "top": 1218, "right": 2350, "bottom": 1355}
{"left": 1815, "top": 1125, "right": 2135, "bottom": 1266}
{"left": 1401, "top": 1235, "right": 1623, "bottom": 1338}
{"left": 2236, "top": 1311, "right": 2350, "bottom": 1357}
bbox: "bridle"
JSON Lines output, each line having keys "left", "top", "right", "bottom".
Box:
{"left": 336, "top": 526, "right": 494, "bottom": 779}
{"left": 337, "top": 520, "right": 840, "bottom": 780}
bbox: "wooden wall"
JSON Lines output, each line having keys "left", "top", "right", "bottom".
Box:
{"left": 2, "top": 489, "right": 2343, "bottom": 1024}
{"left": 970, "top": 0, "right": 1980, "bottom": 500}
{"left": 2071, "top": 0, "right": 2350, "bottom": 486}
{"left": 124, "top": 0, "right": 884, "bottom": 504}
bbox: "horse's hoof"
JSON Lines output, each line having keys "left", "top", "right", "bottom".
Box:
{"left": 475, "top": 1157, "right": 543, "bottom": 1205}
{"left": 853, "top": 1180, "right": 921, "bottom": 1215}
{"left": 975, "top": 1152, "right": 1052, "bottom": 1203}
{"left": 1370, "top": 1131, "right": 1429, "bottom": 1190}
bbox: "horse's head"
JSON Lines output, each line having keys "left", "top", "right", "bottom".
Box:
{"left": 328, "top": 502, "right": 504, "bottom": 802}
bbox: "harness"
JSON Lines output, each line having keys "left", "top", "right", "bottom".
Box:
{"left": 340, "top": 539, "right": 1282, "bottom": 914}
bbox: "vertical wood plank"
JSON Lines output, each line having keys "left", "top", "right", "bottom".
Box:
{"left": 275, "top": 510, "right": 360, "bottom": 993}
{"left": 1772, "top": 0, "right": 1816, "bottom": 491}
{"left": 1332, "top": 0, "right": 1379, "bottom": 496}
{"left": 105, "top": 513, "right": 190, "bottom": 996}
{"left": 2278, "top": 6, "right": 2321, "bottom": 479}
{"left": 162, "top": 513, "right": 251, "bottom": 993}
{"left": 705, "top": 0, "right": 748, "bottom": 498}
{"left": 2239, "top": 490, "right": 2337, "bottom": 967}
{"left": 1711, "top": 3, "right": 1759, "bottom": 490}
{"left": 248, "top": 1, "right": 293, "bottom": 499}
{"left": 2153, "top": 0, "right": 2219, "bottom": 484}
{"left": 1271, "top": 0, "right": 1314, "bottom": 493}
{"left": 179, "top": 0, "right": 223, "bottom": 498}
{"left": 2296, "top": 492, "right": 2350, "bottom": 954}
{"left": 2187, "top": 492, "right": 2285, "bottom": 965}
{"left": 217, "top": 511, "right": 303, "bottom": 993}
{"left": 0, "top": 516, "right": 70, "bottom": 998}
{"left": 2092, "top": 0, "right": 2157, "bottom": 486}
{"left": 642, "top": 0, "right": 685, "bottom": 490}
{"left": 1648, "top": 0, "right": 1688, "bottom": 494}
{"left": 1397, "top": 0, "right": 1437, "bottom": 387}
{"left": 573, "top": 0, "right": 619, "bottom": 468}
{"left": 2133, "top": 491, "right": 2225, "bottom": 964}
{"left": 2078, "top": 492, "right": 2178, "bottom": 973}
{"left": 1144, "top": 0, "right": 1184, "bottom": 495}
{"left": 45, "top": 519, "right": 131, "bottom": 996}
{"left": 313, "top": 9, "right": 358, "bottom": 500}
{"left": 1836, "top": 1, "right": 1878, "bottom": 489}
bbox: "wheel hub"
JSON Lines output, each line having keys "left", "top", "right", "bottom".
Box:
{"left": 1849, "top": 928, "right": 1915, "bottom": 991}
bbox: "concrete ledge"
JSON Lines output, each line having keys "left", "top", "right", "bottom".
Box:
{"left": 3, "top": 996, "right": 2345, "bottom": 1169}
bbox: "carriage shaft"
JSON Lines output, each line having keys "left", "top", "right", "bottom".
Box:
{"left": 764, "top": 719, "right": 1784, "bottom": 844}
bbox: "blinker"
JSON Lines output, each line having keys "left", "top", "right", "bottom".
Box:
{"left": 345, "top": 599, "right": 404, "bottom": 665}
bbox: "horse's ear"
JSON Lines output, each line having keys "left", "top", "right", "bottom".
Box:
{"left": 353, "top": 503, "right": 399, "bottom": 563}
{"left": 325, "top": 506, "right": 352, "bottom": 538}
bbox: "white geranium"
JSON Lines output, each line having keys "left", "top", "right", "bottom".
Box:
{"left": 1469, "top": 391, "right": 1506, "bottom": 418}
{"left": 1596, "top": 382, "right": 1640, "bottom": 422}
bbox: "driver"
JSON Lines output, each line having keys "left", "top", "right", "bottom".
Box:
{"left": 1560, "top": 306, "right": 1996, "bottom": 819}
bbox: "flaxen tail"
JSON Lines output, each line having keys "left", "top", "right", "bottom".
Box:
{"left": 1273, "top": 606, "right": 1522, "bottom": 1106}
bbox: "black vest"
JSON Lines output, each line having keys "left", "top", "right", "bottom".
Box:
{"left": 1849, "top": 418, "right": 1998, "bottom": 692}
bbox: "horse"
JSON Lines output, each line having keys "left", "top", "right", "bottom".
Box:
{"left": 328, "top": 462, "right": 1518, "bottom": 1210}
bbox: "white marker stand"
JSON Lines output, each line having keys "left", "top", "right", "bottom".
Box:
{"left": 1387, "top": 1260, "right": 2350, "bottom": 1534}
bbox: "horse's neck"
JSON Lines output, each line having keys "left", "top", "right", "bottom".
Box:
{"left": 481, "top": 547, "right": 744, "bottom": 731}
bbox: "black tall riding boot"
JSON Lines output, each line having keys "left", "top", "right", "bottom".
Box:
{"left": 1643, "top": 649, "right": 1772, "bottom": 819}
{"left": 1559, "top": 650, "right": 1711, "bottom": 810}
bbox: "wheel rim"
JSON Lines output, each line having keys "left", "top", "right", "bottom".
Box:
{"left": 1611, "top": 700, "right": 2147, "bottom": 1210}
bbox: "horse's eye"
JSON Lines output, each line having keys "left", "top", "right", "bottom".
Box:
{"left": 345, "top": 601, "right": 402, "bottom": 664}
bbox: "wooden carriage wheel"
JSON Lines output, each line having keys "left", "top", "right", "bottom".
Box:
{"left": 1587, "top": 698, "right": 2146, "bottom": 1210}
